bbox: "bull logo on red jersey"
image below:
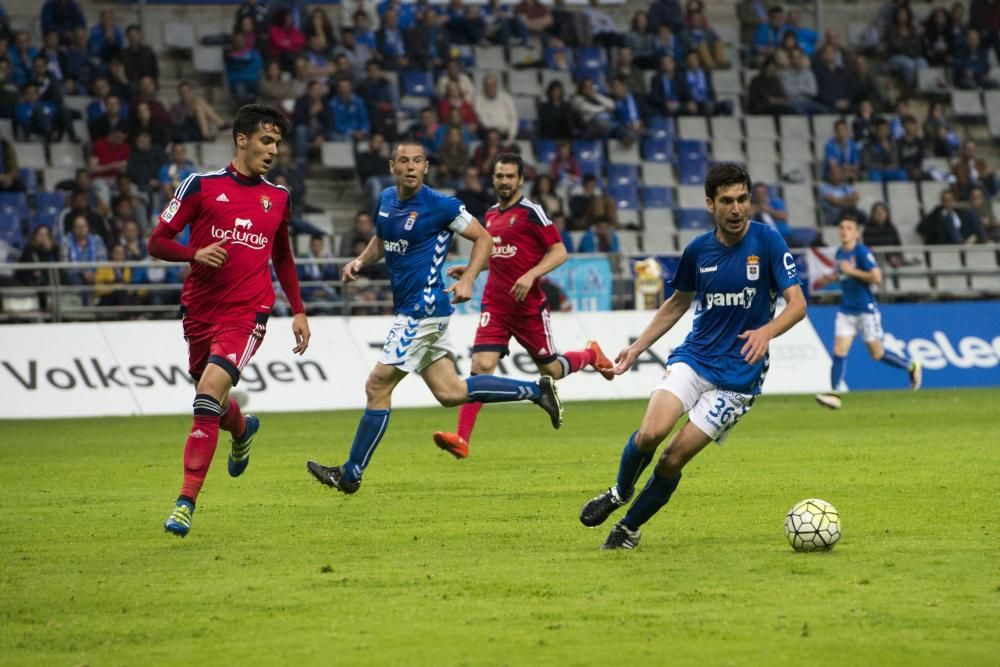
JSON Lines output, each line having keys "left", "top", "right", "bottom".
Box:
{"left": 509, "top": 215, "right": 517, "bottom": 227}
{"left": 260, "top": 195, "right": 272, "bottom": 212}
{"left": 405, "top": 211, "right": 418, "bottom": 230}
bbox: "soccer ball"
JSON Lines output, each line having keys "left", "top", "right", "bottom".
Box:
{"left": 785, "top": 498, "right": 841, "bottom": 552}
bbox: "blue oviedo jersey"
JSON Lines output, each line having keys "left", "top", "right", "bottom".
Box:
{"left": 376, "top": 185, "right": 473, "bottom": 318}
{"left": 669, "top": 221, "right": 800, "bottom": 394}
{"left": 835, "top": 242, "right": 879, "bottom": 315}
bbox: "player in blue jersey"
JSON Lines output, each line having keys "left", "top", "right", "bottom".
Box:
{"left": 814, "top": 215, "right": 921, "bottom": 409}
{"left": 578, "top": 163, "right": 808, "bottom": 550}
{"left": 306, "top": 140, "right": 563, "bottom": 494}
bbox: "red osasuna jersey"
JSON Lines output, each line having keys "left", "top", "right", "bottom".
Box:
{"left": 481, "top": 196, "right": 563, "bottom": 314}
{"left": 155, "top": 164, "right": 300, "bottom": 322}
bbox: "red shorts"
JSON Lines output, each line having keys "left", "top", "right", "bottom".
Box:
{"left": 182, "top": 312, "right": 268, "bottom": 385}
{"left": 471, "top": 305, "right": 558, "bottom": 363}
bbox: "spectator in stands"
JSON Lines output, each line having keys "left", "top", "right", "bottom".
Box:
{"left": 863, "top": 201, "right": 904, "bottom": 267}
{"left": 682, "top": 6, "right": 729, "bottom": 70}
{"left": 328, "top": 78, "right": 369, "bottom": 143}
{"left": 106, "top": 57, "right": 132, "bottom": 101}
{"left": 922, "top": 7, "right": 955, "bottom": 67}
{"left": 577, "top": 216, "right": 620, "bottom": 252}
{"left": 923, "top": 100, "right": 960, "bottom": 158}
{"left": 648, "top": 54, "right": 683, "bottom": 117}
{"left": 8, "top": 31, "right": 37, "bottom": 88}
{"left": 967, "top": 185, "right": 1000, "bottom": 242}
{"left": 408, "top": 106, "right": 442, "bottom": 159}
{"left": 226, "top": 31, "right": 263, "bottom": 105}
{"left": 438, "top": 81, "right": 478, "bottom": 136}
{"left": 350, "top": 9, "right": 377, "bottom": 51}
{"left": 14, "top": 82, "right": 59, "bottom": 143}
{"left": 548, "top": 212, "right": 574, "bottom": 251}
{"left": 751, "top": 5, "right": 787, "bottom": 67}
{"left": 851, "top": 99, "right": 877, "bottom": 146}
{"left": 60, "top": 187, "right": 109, "bottom": 242}
{"left": 583, "top": 0, "right": 625, "bottom": 48}
{"left": 132, "top": 76, "right": 171, "bottom": 129}
{"left": 626, "top": 11, "right": 656, "bottom": 69}
{"left": 106, "top": 194, "right": 137, "bottom": 244}
{"left": 750, "top": 182, "right": 791, "bottom": 238}
{"left": 823, "top": 119, "right": 861, "bottom": 181}
{"left": 114, "top": 172, "right": 149, "bottom": 227}
{"left": 953, "top": 139, "right": 999, "bottom": 199}
{"left": 953, "top": 29, "right": 1000, "bottom": 89}
{"left": 569, "top": 173, "right": 618, "bottom": 230}
{"left": 235, "top": 15, "right": 259, "bottom": 50}
{"left": 119, "top": 218, "right": 146, "bottom": 260}
{"left": 16, "top": 224, "right": 59, "bottom": 308}
{"left": 71, "top": 168, "right": 109, "bottom": 215}
{"left": 170, "top": 81, "right": 226, "bottom": 143}
{"left": 474, "top": 73, "right": 519, "bottom": 142}
{"left": 270, "top": 141, "right": 316, "bottom": 215}
{"left": 918, "top": 188, "right": 987, "bottom": 244}
{"left": 849, "top": 55, "right": 888, "bottom": 112}
{"left": 258, "top": 60, "right": 298, "bottom": 109}
{"left": 0, "top": 127, "right": 24, "bottom": 192}
{"left": 297, "top": 234, "right": 339, "bottom": 314}
{"left": 436, "top": 125, "right": 470, "bottom": 188}
{"left": 648, "top": 0, "right": 684, "bottom": 35}
{"left": 780, "top": 48, "right": 824, "bottom": 115}
{"left": 443, "top": 0, "right": 484, "bottom": 46}
{"left": 158, "top": 143, "right": 197, "bottom": 200}
{"left": 338, "top": 210, "right": 375, "bottom": 257}
{"left": 268, "top": 8, "right": 307, "bottom": 70}
{"left": 87, "top": 10, "right": 123, "bottom": 63}
{"left": 292, "top": 79, "right": 331, "bottom": 163}
{"left": 785, "top": 8, "right": 817, "bottom": 55}
{"left": 611, "top": 47, "right": 646, "bottom": 97}
{"left": 89, "top": 122, "right": 130, "bottom": 199}
{"left": 609, "top": 75, "right": 644, "bottom": 145}
{"left": 737, "top": 0, "right": 767, "bottom": 47}
{"left": 456, "top": 166, "right": 491, "bottom": 221}
{"left": 537, "top": 80, "right": 578, "bottom": 140}
{"left": 121, "top": 25, "right": 158, "bottom": 83}
{"left": 375, "top": 7, "right": 409, "bottom": 70}
{"left": 970, "top": 0, "right": 1000, "bottom": 65}
{"left": 679, "top": 50, "right": 731, "bottom": 116}
{"left": 41, "top": 0, "right": 85, "bottom": 45}
{"left": 863, "top": 118, "right": 907, "bottom": 182}
{"left": 93, "top": 242, "right": 145, "bottom": 316}
{"left": 328, "top": 53, "right": 355, "bottom": 88}
{"left": 39, "top": 31, "right": 65, "bottom": 82}
{"left": 0, "top": 59, "right": 21, "bottom": 119}
{"left": 886, "top": 5, "right": 926, "bottom": 94}
{"left": 531, "top": 173, "right": 565, "bottom": 219}
{"left": 129, "top": 101, "right": 168, "bottom": 149}
{"left": 550, "top": 140, "right": 581, "bottom": 188}
{"left": 651, "top": 23, "right": 684, "bottom": 63}
{"left": 818, "top": 163, "right": 866, "bottom": 226}
{"left": 745, "top": 57, "right": 788, "bottom": 115}
{"left": 777, "top": 30, "right": 798, "bottom": 64}
{"left": 235, "top": 0, "right": 270, "bottom": 49}
{"left": 571, "top": 77, "right": 614, "bottom": 138}
{"left": 515, "top": 0, "right": 554, "bottom": 41}
{"left": 126, "top": 130, "right": 164, "bottom": 200}
{"left": 61, "top": 26, "right": 93, "bottom": 94}
{"left": 482, "top": 0, "right": 529, "bottom": 45}
{"left": 305, "top": 6, "right": 338, "bottom": 51}
{"left": 353, "top": 132, "right": 390, "bottom": 211}
{"left": 896, "top": 115, "right": 925, "bottom": 181}
{"left": 61, "top": 212, "right": 107, "bottom": 301}
{"left": 435, "top": 58, "right": 474, "bottom": 102}
{"left": 470, "top": 127, "right": 506, "bottom": 174}
{"left": 29, "top": 54, "right": 75, "bottom": 140}
{"left": 406, "top": 6, "right": 450, "bottom": 71}
{"left": 812, "top": 43, "right": 853, "bottom": 114}
{"left": 302, "top": 34, "right": 336, "bottom": 81}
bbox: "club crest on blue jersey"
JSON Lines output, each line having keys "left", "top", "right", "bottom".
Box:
{"left": 405, "top": 211, "right": 418, "bottom": 230}
{"left": 746, "top": 254, "right": 760, "bottom": 281}
{"left": 260, "top": 195, "right": 271, "bottom": 212}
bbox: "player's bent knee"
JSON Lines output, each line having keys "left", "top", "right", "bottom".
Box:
{"left": 634, "top": 428, "right": 668, "bottom": 452}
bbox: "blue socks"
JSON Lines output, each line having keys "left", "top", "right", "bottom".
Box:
{"left": 622, "top": 472, "right": 682, "bottom": 531}
{"left": 880, "top": 349, "right": 911, "bottom": 371}
{"left": 466, "top": 375, "right": 541, "bottom": 403}
{"left": 830, "top": 354, "right": 846, "bottom": 391}
{"left": 615, "top": 431, "right": 653, "bottom": 501}
{"left": 344, "top": 408, "right": 391, "bottom": 482}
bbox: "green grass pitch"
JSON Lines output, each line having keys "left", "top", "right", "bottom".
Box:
{"left": 1, "top": 389, "right": 998, "bottom": 665}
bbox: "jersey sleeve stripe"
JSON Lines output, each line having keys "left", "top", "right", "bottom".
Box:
{"left": 520, "top": 197, "right": 552, "bottom": 226}
{"left": 174, "top": 172, "right": 200, "bottom": 201}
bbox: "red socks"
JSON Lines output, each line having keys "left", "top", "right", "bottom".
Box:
{"left": 457, "top": 401, "right": 483, "bottom": 443}
{"left": 179, "top": 415, "right": 220, "bottom": 501}
{"left": 560, "top": 348, "right": 596, "bottom": 375}
{"left": 219, "top": 399, "right": 246, "bottom": 438}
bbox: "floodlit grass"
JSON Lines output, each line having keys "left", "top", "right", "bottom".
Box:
{"left": 1, "top": 389, "right": 998, "bottom": 665}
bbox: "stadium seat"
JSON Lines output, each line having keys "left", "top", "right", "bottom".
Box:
{"left": 970, "top": 273, "right": 1000, "bottom": 291}
{"left": 540, "top": 69, "right": 573, "bottom": 93}
{"left": 779, "top": 116, "right": 811, "bottom": 140}
{"left": 710, "top": 116, "right": 743, "bottom": 142}
{"left": 927, "top": 247, "right": 963, "bottom": 270}
{"left": 508, "top": 45, "right": 534, "bottom": 68}
{"left": 320, "top": 142, "right": 356, "bottom": 170}
{"left": 779, "top": 136, "right": 811, "bottom": 161}
{"left": 935, "top": 273, "right": 970, "bottom": 291}
{"left": 401, "top": 70, "right": 434, "bottom": 98}
{"left": 677, "top": 185, "right": 704, "bottom": 208}
{"left": 677, "top": 228, "right": 706, "bottom": 247}
{"left": 678, "top": 116, "right": 710, "bottom": 142}
{"left": 473, "top": 46, "right": 505, "bottom": 71}
{"left": 48, "top": 143, "right": 85, "bottom": 169}
{"left": 0, "top": 211, "right": 22, "bottom": 248}
{"left": 820, "top": 225, "right": 841, "bottom": 247}
{"left": 41, "top": 167, "right": 75, "bottom": 191}
{"left": 28, "top": 212, "right": 59, "bottom": 235}
{"left": 646, "top": 116, "right": 675, "bottom": 140}
{"left": 578, "top": 158, "right": 603, "bottom": 180}
{"left": 0, "top": 118, "right": 11, "bottom": 140}
{"left": 811, "top": 114, "right": 841, "bottom": 141}
{"left": 19, "top": 168, "right": 38, "bottom": 195}
{"left": 713, "top": 69, "right": 741, "bottom": 96}
{"left": 641, "top": 186, "right": 674, "bottom": 209}
{"left": 575, "top": 47, "right": 607, "bottom": 71}
{"left": 782, "top": 184, "right": 817, "bottom": 228}
{"left": 507, "top": 70, "right": 541, "bottom": 98}
{"left": 193, "top": 45, "right": 224, "bottom": 75}
{"left": 35, "top": 191, "right": 66, "bottom": 218}
{"left": 513, "top": 95, "right": 538, "bottom": 122}
{"left": 965, "top": 247, "right": 999, "bottom": 270}
{"left": 608, "top": 183, "right": 639, "bottom": 209}
{"left": 0, "top": 192, "right": 29, "bottom": 220}
{"left": 896, "top": 273, "right": 932, "bottom": 294}
{"left": 534, "top": 139, "right": 557, "bottom": 165}
{"left": 919, "top": 180, "right": 951, "bottom": 211}
{"left": 607, "top": 164, "right": 639, "bottom": 188}
{"left": 950, "top": 90, "right": 985, "bottom": 118}
{"left": 886, "top": 181, "right": 920, "bottom": 224}
{"left": 641, "top": 214, "right": 675, "bottom": 252}
{"left": 712, "top": 140, "right": 746, "bottom": 164}
{"left": 619, "top": 207, "right": 641, "bottom": 229}
{"left": 986, "top": 91, "right": 1000, "bottom": 138}
{"left": 746, "top": 138, "right": 778, "bottom": 163}
{"left": 745, "top": 116, "right": 777, "bottom": 140}
{"left": 917, "top": 66, "right": 948, "bottom": 94}
{"left": 854, "top": 181, "right": 885, "bottom": 213}
{"left": 14, "top": 143, "right": 46, "bottom": 170}
{"left": 641, "top": 161, "right": 676, "bottom": 186}
{"left": 607, "top": 140, "right": 640, "bottom": 166}
{"left": 543, "top": 47, "right": 574, "bottom": 71}
{"left": 618, "top": 230, "right": 640, "bottom": 253}
{"left": 200, "top": 143, "right": 232, "bottom": 168}
{"left": 572, "top": 140, "right": 604, "bottom": 163}
{"left": 676, "top": 140, "right": 708, "bottom": 185}
{"left": 675, "top": 208, "right": 712, "bottom": 229}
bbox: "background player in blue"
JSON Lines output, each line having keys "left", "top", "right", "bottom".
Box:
{"left": 306, "top": 140, "right": 563, "bottom": 494}
{"left": 578, "top": 163, "right": 807, "bottom": 550}
{"left": 814, "top": 215, "right": 922, "bottom": 410}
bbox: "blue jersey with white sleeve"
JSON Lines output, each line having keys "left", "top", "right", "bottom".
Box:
{"left": 669, "top": 221, "right": 800, "bottom": 394}
{"left": 376, "top": 185, "right": 473, "bottom": 318}
{"left": 835, "top": 242, "right": 879, "bottom": 315}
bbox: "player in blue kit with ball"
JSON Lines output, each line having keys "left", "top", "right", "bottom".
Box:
{"left": 306, "top": 140, "right": 563, "bottom": 494}
{"left": 814, "top": 214, "right": 921, "bottom": 410}
{"left": 579, "top": 163, "right": 808, "bottom": 549}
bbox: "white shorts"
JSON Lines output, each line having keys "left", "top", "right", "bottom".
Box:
{"left": 378, "top": 315, "right": 456, "bottom": 374}
{"left": 653, "top": 362, "right": 755, "bottom": 444}
{"left": 834, "top": 311, "right": 883, "bottom": 343}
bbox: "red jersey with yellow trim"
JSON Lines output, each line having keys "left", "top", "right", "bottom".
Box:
{"left": 156, "top": 164, "right": 294, "bottom": 322}
{"left": 481, "top": 196, "right": 563, "bottom": 314}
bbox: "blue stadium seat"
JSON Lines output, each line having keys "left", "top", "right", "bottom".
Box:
{"left": 0, "top": 211, "right": 23, "bottom": 248}
{"left": 575, "top": 47, "right": 607, "bottom": 70}
{"left": 606, "top": 164, "right": 639, "bottom": 188}
{"left": 19, "top": 168, "right": 37, "bottom": 194}
{"left": 0, "top": 192, "right": 29, "bottom": 220}
{"left": 574, "top": 66, "right": 607, "bottom": 89}
{"left": 646, "top": 116, "right": 675, "bottom": 140}
{"left": 400, "top": 70, "right": 434, "bottom": 97}
{"left": 572, "top": 139, "right": 604, "bottom": 162}
{"left": 641, "top": 137, "right": 673, "bottom": 163}
{"left": 676, "top": 140, "right": 708, "bottom": 185}
{"left": 608, "top": 183, "right": 639, "bottom": 210}
{"left": 534, "top": 139, "right": 557, "bottom": 165}
{"left": 35, "top": 191, "right": 67, "bottom": 218}
{"left": 543, "top": 47, "right": 574, "bottom": 71}
{"left": 28, "top": 212, "right": 60, "bottom": 235}
{"left": 675, "top": 208, "right": 713, "bottom": 229}
{"left": 641, "top": 186, "right": 674, "bottom": 209}
{"left": 577, "top": 157, "right": 604, "bottom": 180}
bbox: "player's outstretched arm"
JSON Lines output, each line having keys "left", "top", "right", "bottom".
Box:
{"left": 446, "top": 219, "right": 492, "bottom": 303}
{"left": 738, "top": 284, "right": 807, "bottom": 364}
{"left": 342, "top": 235, "right": 384, "bottom": 283}
{"left": 511, "top": 242, "right": 568, "bottom": 302}
{"left": 614, "top": 290, "right": 693, "bottom": 374}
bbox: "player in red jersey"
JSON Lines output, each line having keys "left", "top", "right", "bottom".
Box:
{"left": 432, "top": 153, "right": 613, "bottom": 459}
{"left": 147, "top": 104, "right": 311, "bottom": 537}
